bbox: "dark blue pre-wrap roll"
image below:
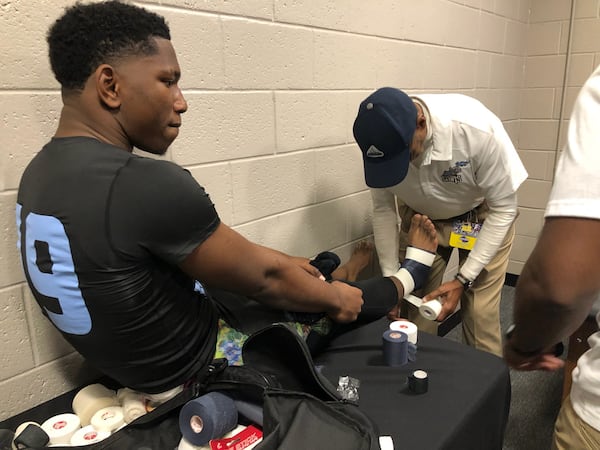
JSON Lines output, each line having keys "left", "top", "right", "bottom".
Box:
{"left": 179, "top": 392, "right": 238, "bottom": 446}
{"left": 382, "top": 329, "right": 408, "bottom": 367}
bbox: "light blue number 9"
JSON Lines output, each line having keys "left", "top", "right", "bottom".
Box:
{"left": 16, "top": 204, "right": 91, "bottom": 335}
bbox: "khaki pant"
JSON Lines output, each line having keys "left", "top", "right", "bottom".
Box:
{"left": 553, "top": 395, "right": 600, "bottom": 450}
{"left": 398, "top": 204, "right": 514, "bottom": 357}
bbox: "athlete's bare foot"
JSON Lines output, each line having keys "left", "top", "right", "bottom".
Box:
{"left": 407, "top": 214, "right": 438, "bottom": 253}
{"left": 386, "top": 214, "right": 438, "bottom": 308}
{"left": 331, "top": 240, "right": 374, "bottom": 281}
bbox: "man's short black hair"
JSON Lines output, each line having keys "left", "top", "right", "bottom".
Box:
{"left": 47, "top": 0, "right": 171, "bottom": 91}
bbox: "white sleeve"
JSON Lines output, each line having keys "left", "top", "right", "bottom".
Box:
{"left": 546, "top": 65, "right": 600, "bottom": 220}
{"left": 371, "top": 188, "right": 401, "bottom": 276}
{"left": 459, "top": 193, "right": 518, "bottom": 281}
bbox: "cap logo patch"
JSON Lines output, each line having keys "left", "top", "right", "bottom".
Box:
{"left": 366, "top": 145, "right": 384, "bottom": 158}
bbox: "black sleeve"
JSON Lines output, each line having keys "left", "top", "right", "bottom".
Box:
{"left": 109, "top": 157, "right": 221, "bottom": 264}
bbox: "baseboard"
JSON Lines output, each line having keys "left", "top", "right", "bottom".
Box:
{"left": 504, "top": 273, "right": 519, "bottom": 287}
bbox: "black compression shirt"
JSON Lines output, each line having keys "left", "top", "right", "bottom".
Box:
{"left": 16, "top": 137, "right": 220, "bottom": 393}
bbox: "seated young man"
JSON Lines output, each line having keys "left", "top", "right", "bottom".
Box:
{"left": 16, "top": 0, "right": 437, "bottom": 396}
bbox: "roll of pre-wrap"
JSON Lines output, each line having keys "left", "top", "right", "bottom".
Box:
{"left": 382, "top": 329, "right": 408, "bottom": 367}
{"left": 389, "top": 320, "right": 418, "bottom": 344}
{"left": 408, "top": 370, "right": 429, "bottom": 394}
{"left": 70, "top": 425, "right": 111, "bottom": 446}
{"left": 419, "top": 299, "right": 443, "bottom": 321}
{"left": 179, "top": 392, "right": 238, "bottom": 446}
{"left": 72, "top": 383, "right": 119, "bottom": 426}
{"left": 116, "top": 388, "right": 147, "bottom": 424}
{"left": 41, "top": 413, "right": 81, "bottom": 445}
{"left": 13, "top": 422, "right": 49, "bottom": 449}
{"left": 90, "top": 406, "right": 125, "bottom": 432}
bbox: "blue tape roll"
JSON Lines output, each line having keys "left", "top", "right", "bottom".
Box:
{"left": 382, "top": 329, "right": 408, "bottom": 367}
{"left": 179, "top": 392, "right": 238, "bottom": 446}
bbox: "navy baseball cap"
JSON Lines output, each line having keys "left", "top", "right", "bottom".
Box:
{"left": 352, "top": 87, "right": 417, "bottom": 188}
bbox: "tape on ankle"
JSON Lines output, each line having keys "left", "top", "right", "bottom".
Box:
{"left": 393, "top": 247, "right": 435, "bottom": 295}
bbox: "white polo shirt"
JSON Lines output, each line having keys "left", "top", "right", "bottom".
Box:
{"left": 371, "top": 93, "right": 528, "bottom": 280}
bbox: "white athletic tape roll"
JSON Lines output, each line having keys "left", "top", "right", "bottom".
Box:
{"left": 72, "top": 384, "right": 119, "bottom": 426}
{"left": 379, "top": 436, "right": 395, "bottom": 450}
{"left": 70, "top": 425, "right": 111, "bottom": 446}
{"left": 90, "top": 406, "right": 125, "bottom": 432}
{"left": 144, "top": 385, "right": 183, "bottom": 406}
{"left": 419, "top": 299, "right": 443, "bottom": 320}
{"left": 389, "top": 320, "right": 418, "bottom": 344}
{"left": 117, "top": 388, "right": 147, "bottom": 423}
{"left": 404, "top": 294, "right": 442, "bottom": 321}
{"left": 41, "top": 413, "right": 81, "bottom": 445}
{"left": 116, "top": 387, "right": 136, "bottom": 403}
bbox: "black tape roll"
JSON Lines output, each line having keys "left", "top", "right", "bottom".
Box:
{"left": 408, "top": 369, "right": 429, "bottom": 394}
{"left": 14, "top": 423, "right": 50, "bottom": 449}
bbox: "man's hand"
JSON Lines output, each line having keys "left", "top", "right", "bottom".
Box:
{"left": 326, "top": 281, "right": 364, "bottom": 323}
{"left": 422, "top": 279, "right": 463, "bottom": 321}
{"left": 386, "top": 303, "right": 401, "bottom": 321}
{"left": 289, "top": 256, "right": 325, "bottom": 280}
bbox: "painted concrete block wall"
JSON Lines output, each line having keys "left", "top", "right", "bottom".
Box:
{"left": 510, "top": 0, "right": 600, "bottom": 274}
{"left": 0, "top": 0, "right": 568, "bottom": 420}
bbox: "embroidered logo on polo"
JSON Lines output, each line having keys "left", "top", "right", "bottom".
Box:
{"left": 441, "top": 160, "right": 470, "bottom": 183}
{"left": 366, "top": 145, "right": 385, "bottom": 158}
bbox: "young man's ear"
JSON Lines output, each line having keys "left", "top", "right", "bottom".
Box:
{"left": 96, "top": 65, "right": 121, "bottom": 109}
{"left": 416, "top": 113, "right": 427, "bottom": 131}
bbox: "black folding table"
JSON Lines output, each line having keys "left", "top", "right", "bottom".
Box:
{"left": 315, "top": 317, "right": 511, "bottom": 450}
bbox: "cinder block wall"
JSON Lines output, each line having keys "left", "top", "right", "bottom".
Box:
{"left": 0, "top": 0, "right": 589, "bottom": 420}
{"left": 510, "top": 0, "right": 600, "bottom": 274}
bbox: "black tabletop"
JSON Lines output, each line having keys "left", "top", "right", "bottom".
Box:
{"left": 315, "top": 317, "right": 511, "bottom": 450}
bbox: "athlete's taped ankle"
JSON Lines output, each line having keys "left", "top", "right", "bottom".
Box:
{"left": 392, "top": 246, "right": 435, "bottom": 296}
